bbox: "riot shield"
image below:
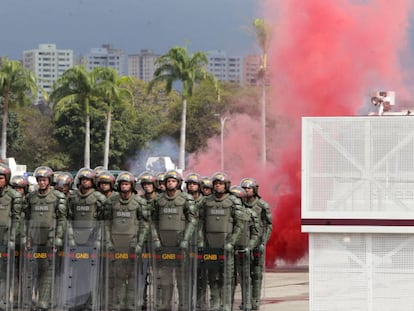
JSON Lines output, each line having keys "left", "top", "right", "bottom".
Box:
{"left": 204, "top": 247, "right": 234, "bottom": 311}
{"left": 103, "top": 234, "right": 145, "bottom": 310}
{"left": 195, "top": 247, "right": 209, "bottom": 311}
{"left": 19, "top": 219, "right": 58, "bottom": 310}
{"left": 0, "top": 219, "right": 15, "bottom": 311}
{"left": 234, "top": 248, "right": 251, "bottom": 311}
{"left": 151, "top": 240, "right": 197, "bottom": 311}
{"left": 251, "top": 245, "right": 266, "bottom": 310}
{"left": 58, "top": 220, "right": 104, "bottom": 310}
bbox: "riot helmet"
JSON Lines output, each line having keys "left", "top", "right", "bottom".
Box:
{"left": 94, "top": 166, "right": 107, "bottom": 176}
{"left": 56, "top": 172, "right": 74, "bottom": 188}
{"left": 155, "top": 172, "right": 166, "bottom": 192}
{"left": 185, "top": 172, "right": 201, "bottom": 194}
{"left": 211, "top": 171, "right": 231, "bottom": 193}
{"left": 201, "top": 176, "right": 213, "bottom": 190}
{"left": 76, "top": 167, "right": 96, "bottom": 188}
{"left": 229, "top": 185, "right": 247, "bottom": 200}
{"left": 34, "top": 166, "right": 54, "bottom": 184}
{"left": 139, "top": 171, "right": 157, "bottom": 186}
{"left": 185, "top": 172, "right": 201, "bottom": 185}
{"left": 164, "top": 169, "right": 183, "bottom": 190}
{"left": 96, "top": 170, "right": 115, "bottom": 189}
{"left": 240, "top": 177, "right": 260, "bottom": 197}
{"left": 0, "top": 163, "right": 11, "bottom": 184}
{"left": 116, "top": 171, "right": 136, "bottom": 193}
{"left": 52, "top": 171, "right": 64, "bottom": 187}
{"left": 10, "top": 175, "right": 29, "bottom": 194}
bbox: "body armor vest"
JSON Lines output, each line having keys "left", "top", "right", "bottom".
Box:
{"left": 27, "top": 190, "right": 58, "bottom": 245}
{"left": 157, "top": 192, "right": 187, "bottom": 247}
{"left": 204, "top": 194, "right": 234, "bottom": 248}
{"left": 70, "top": 189, "right": 104, "bottom": 244}
{"left": 235, "top": 208, "right": 253, "bottom": 247}
{"left": 110, "top": 195, "right": 139, "bottom": 250}
{"left": 248, "top": 198, "right": 266, "bottom": 236}
{"left": 0, "top": 188, "right": 14, "bottom": 243}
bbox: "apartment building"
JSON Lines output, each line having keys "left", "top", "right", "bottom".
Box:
{"left": 242, "top": 54, "right": 271, "bottom": 86}
{"left": 87, "top": 44, "right": 126, "bottom": 76}
{"left": 206, "top": 50, "right": 242, "bottom": 84}
{"left": 23, "top": 44, "right": 74, "bottom": 104}
{"left": 128, "top": 49, "right": 159, "bottom": 82}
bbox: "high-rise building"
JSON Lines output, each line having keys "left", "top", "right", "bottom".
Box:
{"left": 242, "top": 54, "right": 271, "bottom": 86}
{"left": 23, "top": 43, "right": 74, "bottom": 104}
{"left": 128, "top": 49, "right": 159, "bottom": 82}
{"left": 87, "top": 44, "right": 126, "bottom": 75}
{"left": 206, "top": 50, "right": 242, "bottom": 84}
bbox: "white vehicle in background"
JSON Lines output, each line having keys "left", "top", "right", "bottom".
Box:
{"left": 145, "top": 156, "right": 179, "bottom": 173}
{"left": 3, "top": 157, "right": 27, "bottom": 178}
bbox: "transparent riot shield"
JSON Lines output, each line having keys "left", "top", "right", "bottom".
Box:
{"left": 204, "top": 247, "right": 233, "bottom": 311}
{"left": 19, "top": 219, "right": 58, "bottom": 311}
{"left": 0, "top": 219, "right": 15, "bottom": 311}
{"left": 58, "top": 220, "right": 104, "bottom": 310}
{"left": 234, "top": 248, "right": 251, "bottom": 311}
{"left": 103, "top": 233, "right": 145, "bottom": 311}
{"left": 195, "top": 247, "right": 209, "bottom": 311}
{"left": 222, "top": 248, "right": 234, "bottom": 311}
{"left": 251, "top": 245, "right": 265, "bottom": 310}
{"left": 151, "top": 239, "right": 197, "bottom": 311}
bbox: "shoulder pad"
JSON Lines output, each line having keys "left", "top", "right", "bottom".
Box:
{"left": 257, "top": 199, "right": 269, "bottom": 209}
{"left": 7, "top": 187, "right": 22, "bottom": 199}
{"left": 228, "top": 194, "right": 242, "bottom": 205}
{"left": 92, "top": 190, "right": 107, "bottom": 202}
{"left": 52, "top": 189, "right": 66, "bottom": 199}
{"left": 133, "top": 194, "right": 147, "bottom": 204}
{"left": 180, "top": 191, "right": 194, "bottom": 201}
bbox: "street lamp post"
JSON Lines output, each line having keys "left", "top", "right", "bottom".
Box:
{"left": 220, "top": 116, "right": 229, "bottom": 171}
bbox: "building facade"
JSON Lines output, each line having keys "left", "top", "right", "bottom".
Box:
{"left": 128, "top": 49, "right": 159, "bottom": 82}
{"left": 87, "top": 44, "right": 126, "bottom": 76}
{"left": 23, "top": 43, "right": 74, "bottom": 104}
{"left": 206, "top": 50, "right": 242, "bottom": 84}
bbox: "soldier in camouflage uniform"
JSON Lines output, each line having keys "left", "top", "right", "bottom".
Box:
{"left": 65, "top": 168, "right": 107, "bottom": 310}
{"left": 103, "top": 171, "right": 150, "bottom": 311}
{"left": 23, "top": 166, "right": 67, "bottom": 311}
{"left": 0, "top": 164, "right": 23, "bottom": 310}
{"left": 199, "top": 172, "right": 245, "bottom": 311}
{"left": 240, "top": 178, "right": 272, "bottom": 310}
{"left": 153, "top": 170, "right": 198, "bottom": 311}
{"left": 138, "top": 171, "right": 159, "bottom": 310}
{"left": 10, "top": 175, "right": 29, "bottom": 309}
{"left": 184, "top": 172, "right": 208, "bottom": 311}
{"left": 230, "top": 186, "right": 260, "bottom": 311}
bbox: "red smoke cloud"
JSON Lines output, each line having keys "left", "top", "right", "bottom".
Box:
{"left": 189, "top": 0, "right": 414, "bottom": 267}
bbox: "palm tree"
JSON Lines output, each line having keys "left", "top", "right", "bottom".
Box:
{"left": 0, "top": 57, "right": 37, "bottom": 159}
{"left": 51, "top": 65, "right": 101, "bottom": 168}
{"left": 94, "top": 67, "right": 133, "bottom": 169}
{"left": 253, "top": 18, "right": 272, "bottom": 165}
{"left": 148, "top": 46, "right": 210, "bottom": 171}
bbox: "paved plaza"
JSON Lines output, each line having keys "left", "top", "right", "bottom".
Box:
{"left": 233, "top": 266, "right": 309, "bottom": 311}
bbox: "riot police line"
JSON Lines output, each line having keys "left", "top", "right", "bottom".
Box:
{"left": 0, "top": 164, "right": 272, "bottom": 311}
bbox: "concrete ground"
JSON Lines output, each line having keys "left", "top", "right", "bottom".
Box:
{"left": 233, "top": 266, "right": 309, "bottom": 311}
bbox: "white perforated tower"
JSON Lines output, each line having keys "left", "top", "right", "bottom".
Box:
{"left": 302, "top": 116, "right": 414, "bottom": 311}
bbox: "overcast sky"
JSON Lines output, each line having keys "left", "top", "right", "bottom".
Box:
{"left": 0, "top": 0, "right": 259, "bottom": 60}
